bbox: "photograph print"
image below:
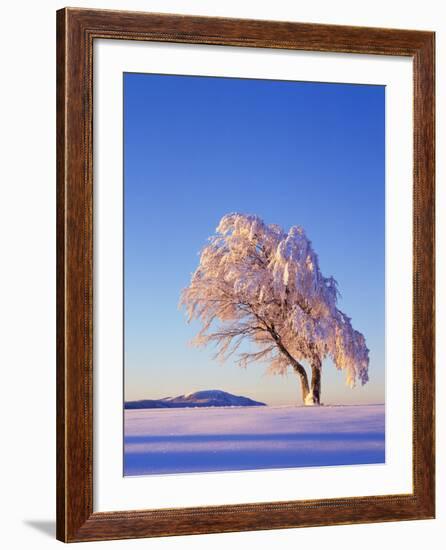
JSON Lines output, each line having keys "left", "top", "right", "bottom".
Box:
{"left": 123, "top": 72, "right": 385, "bottom": 477}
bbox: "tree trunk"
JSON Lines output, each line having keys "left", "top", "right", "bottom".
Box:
{"left": 307, "top": 356, "right": 322, "bottom": 405}
{"left": 267, "top": 327, "right": 311, "bottom": 404}
{"left": 291, "top": 363, "right": 310, "bottom": 404}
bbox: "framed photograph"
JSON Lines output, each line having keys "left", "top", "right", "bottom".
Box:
{"left": 56, "top": 8, "right": 435, "bottom": 542}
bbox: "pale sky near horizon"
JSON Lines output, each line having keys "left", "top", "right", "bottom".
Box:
{"left": 124, "top": 72, "right": 385, "bottom": 406}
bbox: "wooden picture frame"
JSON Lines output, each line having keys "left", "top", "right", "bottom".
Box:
{"left": 56, "top": 7, "right": 435, "bottom": 542}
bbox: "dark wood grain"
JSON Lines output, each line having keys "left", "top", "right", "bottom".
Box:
{"left": 56, "top": 7, "right": 435, "bottom": 542}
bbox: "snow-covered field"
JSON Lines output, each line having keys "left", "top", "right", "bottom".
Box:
{"left": 124, "top": 404, "right": 385, "bottom": 476}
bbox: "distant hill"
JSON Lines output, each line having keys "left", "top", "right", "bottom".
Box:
{"left": 125, "top": 390, "right": 266, "bottom": 409}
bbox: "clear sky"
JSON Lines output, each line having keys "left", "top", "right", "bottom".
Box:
{"left": 124, "top": 72, "right": 385, "bottom": 406}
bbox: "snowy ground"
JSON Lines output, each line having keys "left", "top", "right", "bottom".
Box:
{"left": 124, "top": 404, "right": 385, "bottom": 476}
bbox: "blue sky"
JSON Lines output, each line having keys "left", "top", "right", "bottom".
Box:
{"left": 124, "top": 72, "right": 385, "bottom": 406}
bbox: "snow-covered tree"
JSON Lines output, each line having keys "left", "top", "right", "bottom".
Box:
{"left": 180, "top": 213, "right": 369, "bottom": 405}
